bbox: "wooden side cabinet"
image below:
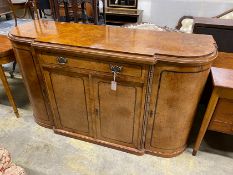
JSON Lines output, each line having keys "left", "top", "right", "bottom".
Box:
{"left": 9, "top": 20, "right": 217, "bottom": 157}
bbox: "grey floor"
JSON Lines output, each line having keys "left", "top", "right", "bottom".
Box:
{"left": 0, "top": 73, "right": 233, "bottom": 175}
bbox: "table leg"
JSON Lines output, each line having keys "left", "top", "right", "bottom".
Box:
{"left": 0, "top": 65, "right": 19, "bottom": 118}
{"left": 192, "top": 88, "right": 219, "bottom": 156}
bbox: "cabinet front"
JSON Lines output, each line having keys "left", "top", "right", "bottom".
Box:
{"left": 93, "top": 79, "right": 144, "bottom": 149}
{"left": 38, "top": 52, "right": 147, "bottom": 153}
{"left": 43, "top": 70, "right": 93, "bottom": 137}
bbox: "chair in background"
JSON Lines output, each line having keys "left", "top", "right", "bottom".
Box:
{"left": 0, "top": 0, "right": 14, "bottom": 19}
{"left": 36, "top": 0, "right": 54, "bottom": 18}
{"left": 3, "top": 0, "right": 39, "bottom": 77}
{"left": 0, "top": 0, "right": 38, "bottom": 118}
{"left": 0, "top": 32, "right": 19, "bottom": 118}
{"left": 176, "top": 8, "right": 233, "bottom": 33}
{"left": 11, "top": 0, "right": 39, "bottom": 20}
{"left": 0, "top": 0, "right": 21, "bottom": 118}
{"left": 53, "top": 0, "right": 106, "bottom": 25}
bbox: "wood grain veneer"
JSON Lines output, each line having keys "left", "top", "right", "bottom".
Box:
{"left": 9, "top": 20, "right": 217, "bottom": 157}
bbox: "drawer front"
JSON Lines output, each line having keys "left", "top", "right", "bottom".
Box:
{"left": 209, "top": 98, "right": 233, "bottom": 134}
{"left": 38, "top": 54, "right": 143, "bottom": 78}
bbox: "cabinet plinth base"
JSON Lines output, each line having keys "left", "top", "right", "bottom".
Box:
{"left": 145, "top": 146, "right": 186, "bottom": 158}
{"left": 53, "top": 128, "right": 144, "bottom": 156}
{"left": 34, "top": 114, "right": 53, "bottom": 129}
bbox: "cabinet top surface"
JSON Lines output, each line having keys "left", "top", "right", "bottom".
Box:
{"left": 211, "top": 67, "right": 233, "bottom": 89}
{"left": 10, "top": 20, "right": 217, "bottom": 61}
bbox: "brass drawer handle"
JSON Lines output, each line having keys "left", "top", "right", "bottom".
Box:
{"left": 109, "top": 65, "right": 123, "bottom": 74}
{"left": 57, "top": 56, "right": 68, "bottom": 64}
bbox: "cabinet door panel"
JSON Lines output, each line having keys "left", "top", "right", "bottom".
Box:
{"left": 44, "top": 71, "right": 92, "bottom": 136}
{"left": 94, "top": 79, "right": 143, "bottom": 148}
{"left": 145, "top": 67, "right": 209, "bottom": 157}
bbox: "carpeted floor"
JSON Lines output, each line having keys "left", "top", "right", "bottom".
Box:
{"left": 0, "top": 76, "right": 233, "bottom": 175}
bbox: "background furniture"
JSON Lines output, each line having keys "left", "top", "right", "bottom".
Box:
{"left": 35, "top": 0, "right": 52, "bottom": 18}
{"left": 53, "top": 0, "right": 105, "bottom": 24}
{"left": 0, "top": 35, "right": 19, "bottom": 118}
{"left": 105, "top": 0, "right": 141, "bottom": 25}
{"left": 193, "top": 17, "right": 233, "bottom": 53}
{"left": 105, "top": 8, "right": 142, "bottom": 25}
{"left": 11, "top": 0, "right": 38, "bottom": 19}
{"left": 9, "top": 20, "right": 217, "bottom": 157}
{"left": 1, "top": 0, "right": 39, "bottom": 77}
{"left": 108, "top": 0, "right": 137, "bottom": 9}
{"left": 0, "top": 0, "right": 20, "bottom": 117}
{"left": 0, "top": 0, "right": 12, "bottom": 19}
{"left": 177, "top": 8, "right": 233, "bottom": 33}
{"left": 193, "top": 67, "right": 233, "bottom": 155}
{"left": 192, "top": 17, "right": 233, "bottom": 155}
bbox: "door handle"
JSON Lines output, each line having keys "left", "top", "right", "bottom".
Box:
{"left": 109, "top": 64, "right": 123, "bottom": 74}
{"left": 57, "top": 56, "right": 68, "bottom": 64}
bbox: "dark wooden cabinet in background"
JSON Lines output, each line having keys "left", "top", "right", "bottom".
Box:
{"left": 105, "top": 8, "right": 142, "bottom": 25}
{"left": 193, "top": 17, "right": 233, "bottom": 53}
{"left": 105, "top": 0, "right": 142, "bottom": 25}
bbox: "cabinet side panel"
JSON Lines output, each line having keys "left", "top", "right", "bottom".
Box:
{"left": 13, "top": 47, "right": 52, "bottom": 127}
{"left": 148, "top": 69, "right": 209, "bottom": 155}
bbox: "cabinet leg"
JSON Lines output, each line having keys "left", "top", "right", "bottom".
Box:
{"left": 192, "top": 88, "right": 218, "bottom": 156}
{"left": 0, "top": 65, "right": 19, "bottom": 118}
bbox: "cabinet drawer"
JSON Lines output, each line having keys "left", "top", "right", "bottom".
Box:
{"left": 209, "top": 98, "right": 233, "bottom": 134}
{"left": 38, "top": 54, "right": 143, "bottom": 78}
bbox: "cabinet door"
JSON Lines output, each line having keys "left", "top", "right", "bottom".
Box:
{"left": 43, "top": 70, "right": 93, "bottom": 137}
{"left": 93, "top": 78, "right": 144, "bottom": 149}
{"left": 145, "top": 66, "right": 209, "bottom": 157}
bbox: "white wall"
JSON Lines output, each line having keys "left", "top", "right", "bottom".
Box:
{"left": 138, "top": 0, "right": 233, "bottom": 28}
{"left": 138, "top": 0, "right": 151, "bottom": 22}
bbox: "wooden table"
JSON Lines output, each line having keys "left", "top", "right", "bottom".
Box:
{"left": 192, "top": 17, "right": 233, "bottom": 155}
{"left": 9, "top": 20, "right": 217, "bottom": 157}
{"left": 193, "top": 67, "right": 233, "bottom": 155}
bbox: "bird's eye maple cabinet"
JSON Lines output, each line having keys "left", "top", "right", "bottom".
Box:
{"left": 9, "top": 20, "right": 217, "bottom": 157}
